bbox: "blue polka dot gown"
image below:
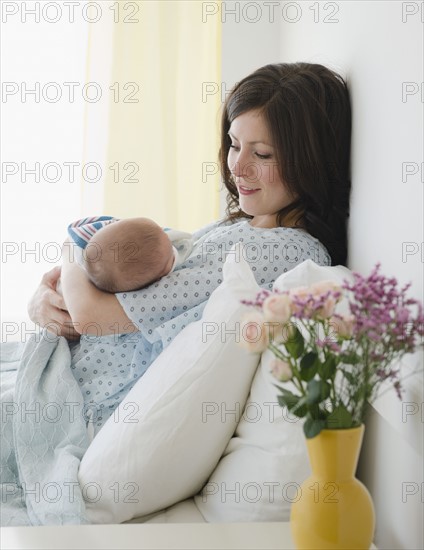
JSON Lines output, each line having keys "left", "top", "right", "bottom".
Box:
{"left": 69, "top": 219, "right": 331, "bottom": 434}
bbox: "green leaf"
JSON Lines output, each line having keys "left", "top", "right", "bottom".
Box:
{"left": 277, "top": 390, "right": 308, "bottom": 418}
{"left": 300, "top": 351, "right": 318, "bottom": 369}
{"left": 307, "top": 403, "right": 321, "bottom": 419}
{"left": 300, "top": 352, "right": 319, "bottom": 381}
{"left": 326, "top": 405, "right": 354, "bottom": 429}
{"left": 306, "top": 379, "right": 331, "bottom": 404}
{"left": 319, "top": 356, "right": 337, "bottom": 380}
{"left": 285, "top": 327, "right": 305, "bottom": 359}
{"left": 291, "top": 396, "right": 308, "bottom": 418}
{"left": 339, "top": 368, "right": 356, "bottom": 385}
{"left": 277, "top": 394, "right": 291, "bottom": 409}
{"left": 320, "top": 381, "right": 331, "bottom": 400}
{"left": 277, "top": 388, "right": 300, "bottom": 409}
{"left": 342, "top": 352, "right": 360, "bottom": 365}
{"left": 306, "top": 379, "right": 321, "bottom": 404}
{"left": 304, "top": 416, "right": 326, "bottom": 439}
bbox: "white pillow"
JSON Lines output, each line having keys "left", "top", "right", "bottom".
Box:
{"left": 195, "top": 260, "right": 354, "bottom": 522}
{"left": 78, "top": 244, "right": 262, "bottom": 524}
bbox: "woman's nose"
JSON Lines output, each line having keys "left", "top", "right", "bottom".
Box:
{"left": 230, "top": 149, "right": 249, "bottom": 178}
{"left": 230, "top": 151, "right": 259, "bottom": 184}
{"left": 230, "top": 157, "right": 242, "bottom": 178}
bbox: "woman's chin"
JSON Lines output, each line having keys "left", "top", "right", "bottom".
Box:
{"left": 246, "top": 215, "right": 278, "bottom": 229}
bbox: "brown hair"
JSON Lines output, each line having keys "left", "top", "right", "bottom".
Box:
{"left": 84, "top": 218, "right": 173, "bottom": 293}
{"left": 220, "top": 62, "right": 352, "bottom": 266}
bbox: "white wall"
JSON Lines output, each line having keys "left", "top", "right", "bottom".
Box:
{"left": 221, "top": 2, "right": 281, "bottom": 214}
{"left": 223, "top": 1, "right": 423, "bottom": 548}
{"left": 1, "top": 13, "right": 89, "bottom": 337}
{"left": 280, "top": 2, "right": 423, "bottom": 549}
{"left": 277, "top": 3, "right": 423, "bottom": 548}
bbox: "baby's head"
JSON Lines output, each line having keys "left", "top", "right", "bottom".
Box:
{"left": 83, "top": 218, "right": 175, "bottom": 293}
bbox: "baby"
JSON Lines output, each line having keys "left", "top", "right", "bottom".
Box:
{"left": 67, "top": 216, "right": 193, "bottom": 293}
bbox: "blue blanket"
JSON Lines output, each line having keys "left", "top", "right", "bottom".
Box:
{"left": 0, "top": 331, "right": 90, "bottom": 526}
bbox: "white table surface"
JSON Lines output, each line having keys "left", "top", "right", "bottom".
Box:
{"left": 1, "top": 522, "right": 377, "bottom": 550}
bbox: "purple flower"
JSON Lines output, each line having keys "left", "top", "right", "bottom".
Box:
{"left": 240, "top": 263, "right": 423, "bottom": 430}
{"left": 393, "top": 380, "right": 403, "bottom": 400}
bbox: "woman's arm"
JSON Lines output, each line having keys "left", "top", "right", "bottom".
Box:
{"left": 60, "top": 239, "right": 138, "bottom": 336}
{"left": 27, "top": 266, "right": 80, "bottom": 340}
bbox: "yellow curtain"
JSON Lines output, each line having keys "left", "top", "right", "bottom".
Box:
{"left": 100, "top": 0, "right": 222, "bottom": 232}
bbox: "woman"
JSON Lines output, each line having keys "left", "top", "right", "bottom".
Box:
{"left": 28, "top": 62, "right": 351, "bottom": 431}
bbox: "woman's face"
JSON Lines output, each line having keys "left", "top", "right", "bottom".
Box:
{"left": 227, "top": 109, "right": 296, "bottom": 228}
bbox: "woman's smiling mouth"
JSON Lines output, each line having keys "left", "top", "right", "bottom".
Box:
{"left": 238, "top": 185, "right": 260, "bottom": 195}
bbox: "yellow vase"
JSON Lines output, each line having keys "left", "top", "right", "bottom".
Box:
{"left": 290, "top": 425, "right": 375, "bottom": 549}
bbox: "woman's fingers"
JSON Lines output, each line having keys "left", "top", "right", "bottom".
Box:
{"left": 40, "top": 297, "right": 80, "bottom": 341}
{"left": 41, "top": 265, "right": 62, "bottom": 289}
{"left": 28, "top": 268, "right": 80, "bottom": 340}
{"left": 49, "top": 309, "right": 80, "bottom": 340}
{"left": 48, "top": 285, "right": 68, "bottom": 311}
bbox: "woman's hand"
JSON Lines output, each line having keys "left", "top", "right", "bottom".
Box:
{"left": 27, "top": 266, "right": 80, "bottom": 340}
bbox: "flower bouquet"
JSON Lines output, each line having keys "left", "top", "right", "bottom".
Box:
{"left": 240, "top": 264, "right": 423, "bottom": 439}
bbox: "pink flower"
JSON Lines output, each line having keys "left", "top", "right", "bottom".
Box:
{"left": 330, "top": 314, "right": 356, "bottom": 338}
{"left": 270, "top": 358, "right": 293, "bottom": 382}
{"left": 289, "top": 286, "right": 310, "bottom": 300}
{"left": 287, "top": 282, "right": 341, "bottom": 320}
{"left": 288, "top": 286, "right": 311, "bottom": 315}
{"left": 315, "top": 296, "right": 337, "bottom": 320}
{"left": 262, "top": 293, "right": 291, "bottom": 324}
{"left": 310, "top": 281, "right": 342, "bottom": 297}
{"left": 241, "top": 312, "right": 269, "bottom": 353}
{"left": 309, "top": 281, "right": 341, "bottom": 320}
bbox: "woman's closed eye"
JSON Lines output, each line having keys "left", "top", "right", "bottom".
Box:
{"left": 229, "top": 144, "right": 272, "bottom": 160}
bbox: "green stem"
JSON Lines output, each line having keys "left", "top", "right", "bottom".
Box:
{"left": 268, "top": 342, "right": 306, "bottom": 397}
{"left": 359, "top": 338, "right": 370, "bottom": 423}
